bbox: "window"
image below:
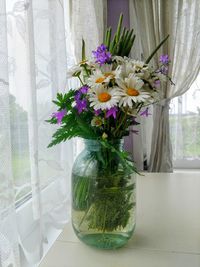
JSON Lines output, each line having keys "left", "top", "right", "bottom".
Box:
{"left": 170, "top": 74, "right": 200, "bottom": 169}
{"left": 2, "top": 1, "right": 73, "bottom": 265}
{"left": 6, "top": 0, "right": 73, "bottom": 207}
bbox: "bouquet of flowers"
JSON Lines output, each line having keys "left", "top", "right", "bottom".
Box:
{"left": 47, "top": 15, "right": 172, "bottom": 247}
{"left": 48, "top": 16, "right": 171, "bottom": 147}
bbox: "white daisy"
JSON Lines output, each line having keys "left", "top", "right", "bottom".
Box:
{"left": 88, "top": 68, "right": 115, "bottom": 89}
{"left": 100, "top": 63, "right": 113, "bottom": 73}
{"left": 66, "top": 65, "right": 82, "bottom": 78}
{"left": 115, "top": 61, "right": 135, "bottom": 79}
{"left": 89, "top": 85, "right": 122, "bottom": 110}
{"left": 101, "top": 64, "right": 116, "bottom": 81}
{"left": 155, "top": 72, "right": 167, "bottom": 82}
{"left": 131, "top": 60, "right": 146, "bottom": 71}
{"left": 116, "top": 74, "right": 150, "bottom": 107}
{"left": 67, "top": 60, "right": 94, "bottom": 79}
{"left": 136, "top": 69, "right": 151, "bottom": 80}
{"left": 113, "top": 56, "right": 126, "bottom": 64}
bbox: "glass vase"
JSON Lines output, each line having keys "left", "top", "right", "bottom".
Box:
{"left": 71, "top": 139, "right": 136, "bottom": 249}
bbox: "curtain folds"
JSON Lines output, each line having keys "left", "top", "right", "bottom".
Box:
{"left": 69, "top": 0, "right": 107, "bottom": 61}
{"left": 129, "top": 0, "right": 200, "bottom": 172}
{"left": 0, "top": 0, "right": 20, "bottom": 265}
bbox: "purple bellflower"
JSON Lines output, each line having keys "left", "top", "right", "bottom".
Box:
{"left": 140, "top": 107, "right": 151, "bottom": 117}
{"left": 106, "top": 107, "right": 118, "bottom": 119}
{"left": 159, "top": 54, "right": 169, "bottom": 64}
{"left": 79, "top": 85, "right": 89, "bottom": 94}
{"left": 75, "top": 99, "right": 87, "bottom": 114}
{"left": 52, "top": 109, "right": 66, "bottom": 124}
{"left": 94, "top": 109, "right": 101, "bottom": 116}
{"left": 75, "top": 86, "right": 89, "bottom": 114}
{"left": 92, "top": 44, "right": 112, "bottom": 66}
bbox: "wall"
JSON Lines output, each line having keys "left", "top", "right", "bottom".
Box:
{"left": 107, "top": 0, "right": 130, "bottom": 30}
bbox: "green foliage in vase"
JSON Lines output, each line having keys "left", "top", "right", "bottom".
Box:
{"left": 72, "top": 141, "right": 137, "bottom": 232}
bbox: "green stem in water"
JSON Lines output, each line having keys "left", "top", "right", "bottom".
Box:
{"left": 78, "top": 204, "right": 93, "bottom": 228}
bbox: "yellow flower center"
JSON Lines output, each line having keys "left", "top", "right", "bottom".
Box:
{"left": 127, "top": 88, "right": 140, "bottom": 96}
{"left": 79, "top": 60, "right": 87, "bottom": 65}
{"left": 95, "top": 77, "right": 105, "bottom": 83}
{"left": 95, "top": 119, "right": 102, "bottom": 126}
{"left": 104, "top": 72, "right": 114, "bottom": 78}
{"left": 98, "top": 92, "right": 111, "bottom": 102}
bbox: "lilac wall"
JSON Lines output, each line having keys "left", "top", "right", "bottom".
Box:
{"left": 107, "top": 0, "right": 130, "bottom": 30}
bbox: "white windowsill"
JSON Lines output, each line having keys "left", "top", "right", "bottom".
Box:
{"left": 16, "top": 181, "right": 68, "bottom": 267}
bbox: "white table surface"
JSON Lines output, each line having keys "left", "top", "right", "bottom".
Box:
{"left": 39, "top": 172, "right": 200, "bottom": 267}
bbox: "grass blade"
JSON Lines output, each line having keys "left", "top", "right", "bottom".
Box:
{"left": 145, "top": 34, "right": 169, "bottom": 64}
{"left": 107, "top": 27, "right": 112, "bottom": 49}
{"left": 82, "top": 39, "right": 86, "bottom": 61}
{"left": 116, "top": 13, "right": 123, "bottom": 42}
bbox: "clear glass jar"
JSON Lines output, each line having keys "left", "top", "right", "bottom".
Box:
{"left": 71, "top": 139, "right": 136, "bottom": 249}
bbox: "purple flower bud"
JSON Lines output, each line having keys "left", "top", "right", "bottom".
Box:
{"left": 106, "top": 107, "right": 118, "bottom": 119}
{"left": 154, "top": 79, "right": 161, "bottom": 87}
{"left": 92, "top": 44, "right": 112, "bottom": 66}
{"left": 79, "top": 85, "right": 89, "bottom": 94}
{"left": 75, "top": 99, "right": 87, "bottom": 114}
{"left": 75, "top": 86, "right": 89, "bottom": 101}
{"left": 140, "top": 107, "right": 151, "bottom": 117}
{"left": 159, "top": 54, "right": 169, "bottom": 64}
{"left": 52, "top": 109, "right": 66, "bottom": 124}
{"left": 74, "top": 91, "right": 81, "bottom": 101}
{"left": 94, "top": 109, "right": 101, "bottom": 116}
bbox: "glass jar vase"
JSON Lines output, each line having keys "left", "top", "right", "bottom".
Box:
{"left": 71, "top": 139, "right": 136, "bottom": 249}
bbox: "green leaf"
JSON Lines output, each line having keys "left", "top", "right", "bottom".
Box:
{"left": 106, "top": 14, "right": 136, "bottom": 57}
{"left": 106, "top": 27, "right": 112, "bottom": 50}
{"left": 82, "top": 38, "right": 86, "bottom": 61}
{"left": 124, "top": 34, "right": 136, "bottom": 56}
{"left": 145, "top": 34, "right": 170, "bottom": 64}
{"left": 116, "top": 13, "right": 123, "bottom": 43}
{"left": 75, "top": 114, "right": 97, "bottom": 138}
{"left": 104, "top": 28, "right": 109, "bottom": 46}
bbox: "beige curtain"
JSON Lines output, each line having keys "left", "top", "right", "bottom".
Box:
{"left": 129, "top": 0, "right": 200, "bottom": 172}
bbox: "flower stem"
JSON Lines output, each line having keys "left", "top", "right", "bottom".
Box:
{"left": 77, "top": 75, "right": 84, "bottom": 85}
{"left": 113, "top": 108, "right": 128, "bottom": 137}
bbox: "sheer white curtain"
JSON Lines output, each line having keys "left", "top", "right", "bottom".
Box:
{"left": 69, "top": 0, "right": 107, "bottom": 61}
{"left": 129, "top": 0, "right": 200, "bottom": 172}
{"left": 0, "top": 0, "right": 106, "bottom": 265}
{"left": 0, "top": 0, "right": 20, "bottom": 265}
{"left": 1, "top": 0, "right": 73, "bottom": 266}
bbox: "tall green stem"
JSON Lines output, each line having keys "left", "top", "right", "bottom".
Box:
{"left": 77, "top": 75, "right": 84, "bottom": 85}
{"left": 113, "top": 109, "right": 128, "bottom": 137}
